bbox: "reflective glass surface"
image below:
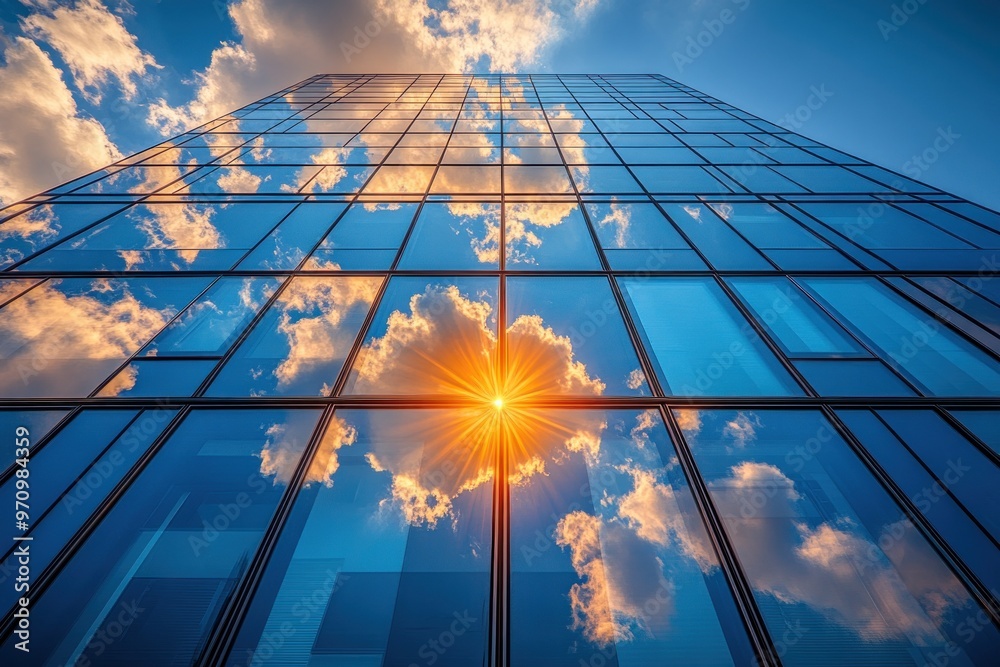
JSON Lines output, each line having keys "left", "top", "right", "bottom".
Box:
{"left": 3, "top": 74, "right": 999, "bottom": 666}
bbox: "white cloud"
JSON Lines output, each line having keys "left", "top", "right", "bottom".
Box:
{"left": 147, "top": 0, "right": 605, "bottom": 135}
{"left": 0, "top": 37, "right": 121, "bottom": 205}
{"left": 21, "top": 0, "right": 159, "bottom": 103}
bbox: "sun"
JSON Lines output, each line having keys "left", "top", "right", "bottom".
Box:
{"left": 492, "top": 397, "right": 505, "bottom": 410}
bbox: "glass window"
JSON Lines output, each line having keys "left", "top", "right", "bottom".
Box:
{"left": 677, "top": 408, "right": 1000, "bottom": 666}
{"left": 504, "top": 166, "right": 573, "bottom": 194}
{"left": 910, "top": 276, "right": 1000, "bottom": 336}
{"left": 948, "top": 410, "right": 1000, "bottom": 456}
{"left": 21, "top": 202, "right": 296, "bottom": 272}
{"left": 773, "top": 165, "right": 882, "bottom": 193}
{"left": 875, "top": 410, "right": 1000, "bottom": 543}
{"left": 620, "top": 277, "right": 802, "bottom": 396}
{"left": 838, "top": 409, "right": 1000, "bottom": 593}
{"left": 510, "top": 409, "right": 752, "bottom": 665}
{"left": 799, "top": 203, "right": 973, "bottom": 250}
{"left": 505, "top": 202, "right": 602, "bottom": 270}
{"left": 631, "top": 166, "right": 731, "bottom": 194}
{"left": 398, "top": 203, "right": 501, "bottom": 270}
{"left": 344, "top": 276, "right": 498, "bottom": 396}
{"left": 507, "top": 277, "right": 649, "bottom": 396}
{"left": 0, "top": 203, "right": 126, "bottom": 269}
{"left": 661, "top": 203, "right": 772, "bottom": 270}
{"left": 0, "top": 408, "right": 176, "bottom": 614}
{"left": 207, "top": 276, "right": 382, "bottom": 397}
{"left": 0, "top": 409, "right": 321, "bottom": 666}
{"left": 801, "top": 277, "right": 1000, "bottom": 396}
{"left": 304, "top": 203, "right": 416, "bottom": 270}
{"left": 143, "top": 277, "right": 282, "bottom": 357}
{"left": 96, "top": 359, "right": 218, "bottom": 397}
{"left": 226, "top": 409, "right": 492, "bottom": 666}
{"left": 571, "top": 165, "right": 645, "bottom": 194}
{"left": 586, "top": 201, "right": 705, "bottom": 271}
{"left": 237, "top": 203, "right": 347, "bottom": 271}
{"left": 0, "top": 277, "right": 209, "bottom": 398}
{"left": 727, "top": 277, "right": 867, "bottom": 357}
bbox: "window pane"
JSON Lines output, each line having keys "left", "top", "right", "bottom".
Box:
{"left": 507, "top": 277, "right": 649, "bottom": 396}
{"left": 344, "top": 277, "right": 498, "bottom": 396}
{"left": 727, "top": 277, "right": 866, "bottom": 357}
{"left": 662, "top": 203, "right": 772, "bottom": 270}
{"left": 143, "top": 277, "right": 282, "bottom": 357}
{"left": 207, "top": 276, "right": 382, "bottom": 396}
{"left": 620, "top": 278, "right": 802, "bottom": 396}
{"left": 586, "top": 202, "right": 706, "bottom": 271}
{"left": 511, "top": 409, "right": 751, "bottom": 665}
{"left": 677, "top": 408, "right": 1000, "bottom": 666}
{"left": 398, "top": 203, "right": 501, "bottom": 270}
{"left": 505, "top": 202, "right": 602, "bottom": 270}
{"left": 0, "top": 277, "right": 209, "bottom": 398}
{"left": 237, "top": 203, "right": 347, "bottom": 270}
{"left": 0, "top": 409, "right": 322, "bottom": 666}
{"left": 802, "top": 277, "right": 1000, "bottom": 396}
{"left": 948, "top": 410, "right": 1000, "bottom": 456}
{"left": 304, "top": 203, "right": 416, "bottom": 270}
{"left": 0, "top": 409, "right": 176, "bottom": 613}
{"left": 838, "top": 409, "right": 1000, "bottom": 594}
{"left": 226, "top": 409, "right": 492, "bottom": 666}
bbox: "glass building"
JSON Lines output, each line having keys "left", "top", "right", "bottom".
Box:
{"left": 1, "top": 73, "right": 999, "bottom": 666}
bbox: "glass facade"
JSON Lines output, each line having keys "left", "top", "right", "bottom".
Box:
{"left": 1, "top": 73, "right": 998, "bottom": 666}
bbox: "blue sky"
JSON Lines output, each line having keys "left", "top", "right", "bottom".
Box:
{"left": 0, "top": 0, "right": 996, "bottom": 208}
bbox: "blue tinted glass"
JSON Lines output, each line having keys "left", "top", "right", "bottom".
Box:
{"left": 713, "top": 202, "right": 825, "bottom": 248}
{"left": 802, "top": 277, "right": 1000, "bottom": 396}
{"left": 838, "top": 409, "right": 1000, "bottom": 594}
{"left": 662, "top": 203, "right": 772, "bottom": 270}
{"left": 911, "top": 276, "right": 1000, "bottom": 336}
{"left": 505, "top": 202, "right": 602, "bottom": 270}
{"left": 143, "top": 277, "right": 282, "bottom": 357}
{"left": 948, "top": 410, "right": 1000, "bottom": 456}
{"left": 794, "top": 360, "right": 916, "bottom": 396}
{"left": 207, "top": 276, "right": 382, "bottom": 397}
{"left": 0, "top": 409, "right": 321, "bottom": 666}
{"left": 510, "top": 409, "right": 751, "bottom": 665}
{"left": 773, "top": 166, "right": 882, "bottom": 193}
{"left": 0, "top": 409, "right": 176, "bottom": 613}
{"left": 586, "top": 201, "right": 706, "bottom": 271}
{"left": 877, "top": 410, "right": 1000, "bottom": 544}
{"left": 96, "top": 359, "right": 218, "bottom": 397}
{"left": 226, "top": 409, "right": 492, "bottom": 666}
{"left": 631, "top": 166, "right": 730, "bottom": 194}
{"left": 398, "top": 203, "right": 501, "bottom": 270}
{"left": 0, "top": 409, "right": 67, "bottom": 449}
{"left": 620, "top": 277, "right": 802, "bottom": 396}
{"left": 507, "top": 277, "right": 649, "bottom": 396}
{"left": 237, "top": 203, "right": 347, "bottom": 270}
{"left": 304, "top": 203, "right": 416, "bottom": 270}
{"left": 0, "top": 203, "right": 126, "bottom": 268}
{"left": 677, "top": 409, "right": 1000, "bottom": 666}
{"left": 727, "top": 277, "right": 866, "bottom": 357}
{"left": 799, "top": 203, "right": 973, "bottom": 250}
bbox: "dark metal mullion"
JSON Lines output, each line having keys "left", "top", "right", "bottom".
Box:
{"left": 821, "top": 405, "right": 1000, "bottom": 628}
{"left": 658, "top": 405, "right": 782, "bottom": 666}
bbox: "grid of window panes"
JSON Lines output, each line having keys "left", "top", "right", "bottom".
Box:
{"left": 1, "top": 73, "right": 999, "bottom": 666}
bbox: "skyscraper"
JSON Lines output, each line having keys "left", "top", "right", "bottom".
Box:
{"left": 1, "top": 73, "right": 999, "bottom": 666}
